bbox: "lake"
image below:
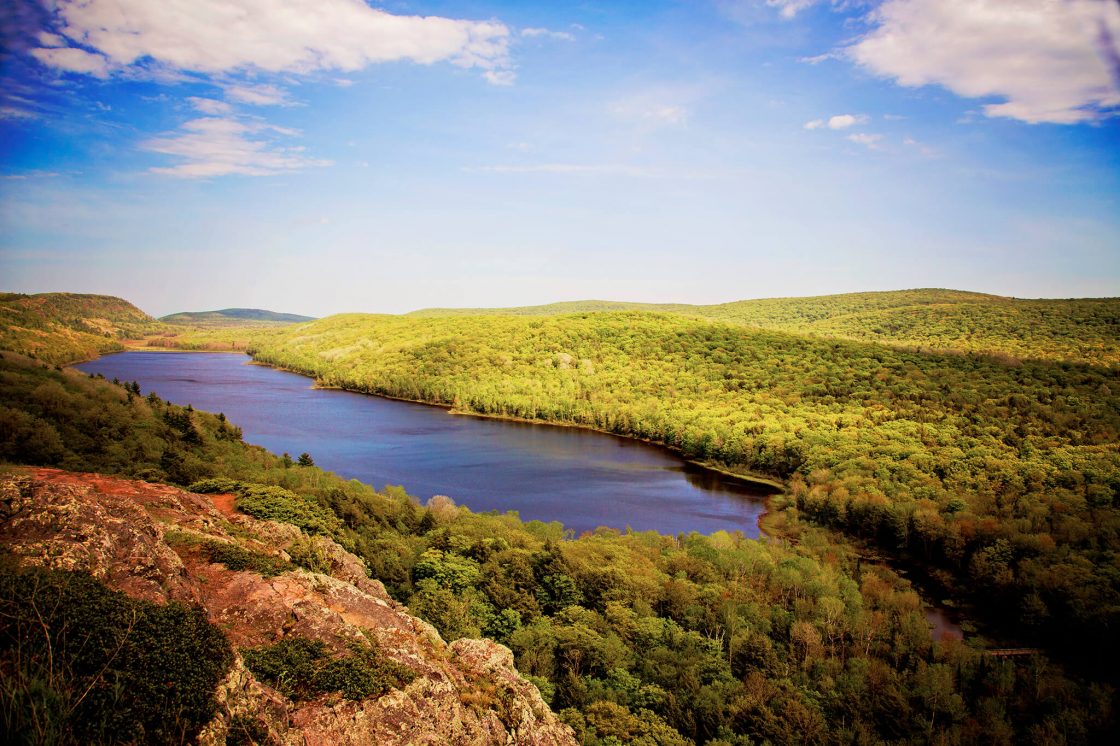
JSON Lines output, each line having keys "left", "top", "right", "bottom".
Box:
{"left": 78, "top": 351, "right": 774, "bottom": 536}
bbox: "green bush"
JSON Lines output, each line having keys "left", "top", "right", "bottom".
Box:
{"left": 241, "top": 636, "right": 414, "bottom": 702}
{"left": 203, "top": 540, "right": 292, "bottom": 578}
{"left": 0, "top": 563, "right": 232, "bottom": 744}
{"left": 190, "top": 479, "right": 341, "bottom": 536}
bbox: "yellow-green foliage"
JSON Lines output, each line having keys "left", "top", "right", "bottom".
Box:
{"left": 0, "top": 350, "right": 1114, "bottom": 742}
{"left": 142, "top": 324, "right": 295, "bottom": 352}
{"left": 250, "top": 310, "right": 1120, "bottom": 674}
{"left": 0, "top": 292, "right": 164, "bottom": 364}
{"left": 410, "top": 289, "right": 1120, "bottom": 366}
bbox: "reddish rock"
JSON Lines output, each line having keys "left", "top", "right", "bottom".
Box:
{"left": 0, "top": 468, "right": 576, "bottom": 746}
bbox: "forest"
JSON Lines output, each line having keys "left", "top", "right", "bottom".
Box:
{"left": 0, "top": 351, "right": 1114, "bottom": 744}
{"left": 407, "top": 289, "right": 1120, "bottom": 367}
{"left": 245, "top": 308, "right": 1120, "bottom": 681}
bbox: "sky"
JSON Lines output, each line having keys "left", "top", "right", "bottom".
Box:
{"left": 1, "top": 0, "right": 1119, "bottom": 318}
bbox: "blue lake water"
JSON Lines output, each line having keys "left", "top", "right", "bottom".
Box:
{"left": 78, "top": 351, "right": 774, "bottom": 536}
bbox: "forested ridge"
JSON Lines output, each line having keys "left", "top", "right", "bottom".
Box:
{"left": 249, "top": 310, "right": 1120, "bottom": 678}
{"left": 0, "top": 352, "right": 1115, "bottom": 744}
{"left": 0, "top": 292, "right": 163, "bottom": 364}
{"left": 410, "top": 289, "right": 1120, "bottom": 366}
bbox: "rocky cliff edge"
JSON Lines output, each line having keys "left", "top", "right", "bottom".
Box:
{"left": 0, "top": 468, "right": 576, "bottom": 746}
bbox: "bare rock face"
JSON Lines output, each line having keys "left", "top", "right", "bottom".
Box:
{"left": 0, "top": 468, "right": 576, "bottom": 746}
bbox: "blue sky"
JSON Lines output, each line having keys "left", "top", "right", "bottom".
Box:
{"left": 1, "top": 0, "right": 1118, "bottom": 317}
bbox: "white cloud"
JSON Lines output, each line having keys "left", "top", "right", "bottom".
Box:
{"left": 767, "top": 0, "right": 821, "bottom": 19}
{"left": 847, "top": 133, "right": 883, "bottom": 148}
{"left": 30, "top": 47, "right": 112, "bottom": 78}
{"left": 804, "top": 113, "right": 867, "bottom": 130}
{"left": 521, "top": 28, "right": 576, "bottom": 42}
{"left": 850, "top": 0, "right": 1120, "bottom": 124}
{"left": 141, "top": 117, "right": 331, "bottom": 178}
{"left": 800, "top": 52, "right": 836, "bottom": 65}
{"left": 225, "top": 84, "right": 295, "bottom": 107}
{"left": 30, "top": 0, "right": 512, "bottom": 82}
{"left": 36, "top": 32, "right": 66, "bottom": 48}
{"left": 483, "top": 70, "right": 517, "bottom": 86}
{"left": 188, "top": 97, "right": 232, "bottom": 115}
{"left": 827, "top": 113, "right": 866, "bottom": 129}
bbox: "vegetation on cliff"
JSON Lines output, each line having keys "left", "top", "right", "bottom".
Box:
{"left": 0, "top": 352, "right": 1115, "bottom": 743}
{"left": 0, "top": 562, "right": 232, "bottom": 744}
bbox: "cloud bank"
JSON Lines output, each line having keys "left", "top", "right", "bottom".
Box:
{"left": 29, "top": 0, "right": 511, "bottom": 81}
{"left": 850, "top": 0, "right": 1120, "bottom": 124}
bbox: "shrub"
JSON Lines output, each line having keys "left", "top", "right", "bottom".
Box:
{"left": 190, "top": 479, "right": 341, "bottom": 536}
{"left": 0, "top": 563, "right": 232, "bottom": 744}
{"left": 203, "top": 540, "right": 292, "bottom": 578}
{"left": 241, "top": 637, "right": 414, "bottom": 702}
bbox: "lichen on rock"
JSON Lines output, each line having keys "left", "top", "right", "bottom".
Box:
{"left": 0, "top": 468, "right": 576, "bottom": 746}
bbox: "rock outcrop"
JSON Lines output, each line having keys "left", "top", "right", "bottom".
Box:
{"left": 0, "top": 468, "right": 576, "bottom": 745}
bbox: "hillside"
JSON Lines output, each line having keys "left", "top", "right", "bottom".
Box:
{"left": 162, "top": 308, "right": 316, "bottom": 326}
{"left": 250, "top": 311, "right": 1120, "bottom": 675}
{"left": 2, "top": 351, "right": 1111, "bottom": 742}
{"left": 0, "top": 292, "right": 164, "bottom": 364}
{"left": 1, "top": 468, "right": 573, "bottom": 745}
{"left": 410, "top": 289, "right": 1120, "bottom": 366}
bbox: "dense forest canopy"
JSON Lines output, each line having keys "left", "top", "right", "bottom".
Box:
{"left": 249, "top": 310, "right": 1120, "bottom": 675}
{"left": 410, "top": 289, "right": 1120, "bottom": 367}
{"left": 0, "top": 352, "right": 1115, "bottom": 744}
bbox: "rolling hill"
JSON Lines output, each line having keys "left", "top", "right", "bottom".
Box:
{"left": 0, "top": 292, "right": 163, "bottom": 364}
{"left": 410, "top": 289, "right": 1120, "bottom": 366}
{"left": 160, "top": 308, "right": 316, "bottom": 326}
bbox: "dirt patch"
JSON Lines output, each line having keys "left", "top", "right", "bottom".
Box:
{"left": 209, "top": 492, "right": 237, "bottom": 517}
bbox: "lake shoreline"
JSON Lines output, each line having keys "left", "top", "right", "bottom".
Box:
{"left": 248, "top": 357, "right": 787, "bottom": 538}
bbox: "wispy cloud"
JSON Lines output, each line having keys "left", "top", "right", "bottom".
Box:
{"left": 225, "top": 84, "right": 296, "bottom": 107}
{"left": 26, "top": 0, "right": 513, "bottom": 84}
{"left": 141, "top": 117, "right": 331, "bottom": 178}
{"left": 0, "top": 105, "right": 41, "bottom": 120}
{"left": 805, "top": 113, "right": 868, "bottom": 130}
{"left": 847, "top": 132, "right": 883, "bottom": 149}
{"left": 188, "top": 97, "right": 233, "bottom": 115}
{"left": 1, "top": 170, "right": 62, "bottom": 180}
{"left": 849, "top": 0, "right": 1120, "bottom": 124}
{"left": 766, "top": 0, "right": 821, "bottom": 20}
{"left": 521, "top": 28, "right": 576, "bottom": 42}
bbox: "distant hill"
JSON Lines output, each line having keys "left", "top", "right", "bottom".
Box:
{"left": 160, "top": 308, "right": 316, "bottom": 326}
{"left": 410, "top": 289, "right": 1120, "bottom": 366}
{"left": 0, "top": 292, "right": 162, "bottom": 364}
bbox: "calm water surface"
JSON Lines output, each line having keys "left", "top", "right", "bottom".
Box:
{"left": 78, "top": 352, "right": 774, "bottom": 536}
